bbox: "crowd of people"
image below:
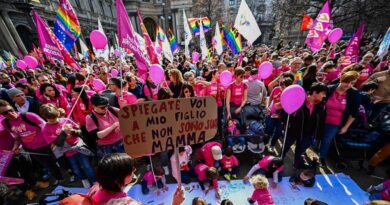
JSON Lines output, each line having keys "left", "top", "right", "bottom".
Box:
{"left": 0, "top": 34, "right": 389, "bottom": 204}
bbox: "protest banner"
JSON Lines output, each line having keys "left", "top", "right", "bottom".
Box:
{"left": 119, "top": 97, "right": 218, "bottom": 157}
{"left": 0, "top": 150, "right": 13, "bottom": 176}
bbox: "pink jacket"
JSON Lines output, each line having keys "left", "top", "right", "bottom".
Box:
{"left": 199, "top": 141, "right": 222, "bottom": 167}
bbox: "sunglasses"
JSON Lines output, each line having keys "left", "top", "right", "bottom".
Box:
{"left": 1, "top": 109, "right": 15, "bottom": 116}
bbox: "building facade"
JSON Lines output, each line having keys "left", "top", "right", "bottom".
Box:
{"left": 223, "top": 0, "right": 274, "bottom": 45}
{"left": 0, "top": 0, "right": 193, "bottom": 58}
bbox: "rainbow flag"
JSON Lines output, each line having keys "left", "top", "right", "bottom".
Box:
{"left": 0, "top": 56, "right": 7, "bottom": 69}
{"left": 168, "top": 29, "right": 179, "bottom": 53}
{"left": 188, "top": 17, "right": 211, "bottom": 35}
{"left": 54, "top": 0, "right": 81, "bottom": 51}
{"left": 223, "top": 26, "right": 241, "bottom": 55}
{"left": 157, "top": 26, "right": 166, "bottom": 44}
{"left": 3, "top": 51, "right": 16, "bottom": 68}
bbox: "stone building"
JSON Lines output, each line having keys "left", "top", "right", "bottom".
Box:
{"left": 223, "top": 0, "right": 274, "bottom": 44}
{"left": 0, "top": 0, "right": 193, "bottom": 58}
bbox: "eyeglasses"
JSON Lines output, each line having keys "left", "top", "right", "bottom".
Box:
{"left": 1, "top": 109, "right": 15, "bottom": 116}
{"left": 184, "top": 90, "right": 190, "bottom": 94}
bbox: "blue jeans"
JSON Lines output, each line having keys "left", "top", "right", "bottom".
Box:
{"left": 227, "top": 136, "right": 246, "bottom": 147}
{"left": 319, "top": 124, "right": 340, "bottom": 159}
{"left": 67, "top": 153, "right": 96, "bottom": 182}
{"left": 265, "top": 116, "right": 283, "bottom": 146}
{"left": 97, "top": 140, "right": 125, "bottom": 158}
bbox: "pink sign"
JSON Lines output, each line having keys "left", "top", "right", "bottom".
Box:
{"left": 0, "top": 151, "right": 13, "bottom": 176}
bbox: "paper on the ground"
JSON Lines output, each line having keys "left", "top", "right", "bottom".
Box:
{"left": 52, "top": 173, "right": 369, "bottom": 205}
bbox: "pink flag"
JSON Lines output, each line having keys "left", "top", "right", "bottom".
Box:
{"left": 237, "top": 52, "right": 244, "bottom": 67}
{"left": 344, "top": 21, "right": 365, "bottom": 64}
{"left": 305, "top": 0, "right": 332, "bottom": 52}
{"left": 33, "top": 10, "right": 81, "bottom": 71}
{"left": 137, "top": 9, "right": 159, "bottom": 65}
{"left": 33, "top": 10, "right": 63, "bottom": 60}
{"left": 116, "top": 0, "right": 148, "bottom": 71}
{"left": 0, "top": 151, "right": 14, "bottom": 176}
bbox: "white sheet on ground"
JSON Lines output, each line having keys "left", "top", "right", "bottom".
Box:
{"left": 51, "top": 173, "right": 369, "bottom": 205}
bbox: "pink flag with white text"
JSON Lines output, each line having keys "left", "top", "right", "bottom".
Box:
{"left": 305, "top": 1, "right": 332, "bottom": 52}
{"left": 344, "top": 21, "right": 365, "bottom": 64}
{"left": 33, "top": 10, "right": 81, "bottom": 71}
{"left": 116, "top": 0, "right": 149, "bottom": 71}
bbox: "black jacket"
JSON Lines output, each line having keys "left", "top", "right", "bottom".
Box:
{"left": 282, "top": 100, "right": 325, "bottom": 140}
{"left": 324, "top": 84, "right": 361, "bottom": 127}
{"left": 12, "top": 97, "right": 42, "bottom": 116}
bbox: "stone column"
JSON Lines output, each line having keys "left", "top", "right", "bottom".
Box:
{"left": 0, "top": 15, "right": 19, "bottom": 56}
{"left": 2, "top": 11, "right": 28, "bottom": 56}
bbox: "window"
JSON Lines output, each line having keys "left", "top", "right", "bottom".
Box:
{"left": 88, "top": 0, "right": 94, "bottom": 12}
{"left": 143, "top": 0, "right": 150, "bottom": 2}
{"left": 229, "top": 0, "right": 235, "bottom": 6}
{"left": 99, "top": 1, "right": 105, "bottom": 15}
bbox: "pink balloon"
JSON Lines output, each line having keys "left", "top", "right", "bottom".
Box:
{"left": 192, "top": 52, "right": 200, "bottom": 63}
{"left": 16, "top": 60, "right": 27, "bottom": 70}
{"left": 258, "top": 61, "right": 273, "bottom": 79}
{"left": 86, "top": 90, "right": 96, "bottom": 97}
{"left": 24, "top": 56, "right": 39, "bottom": 69}
{"left": 114, "top": 49, "right": 121, "bottom": 57}
{"left": 220, "top": 70, "right": 233, "bottom": 87}
{"left": 93, "top": 79, "right": 106, "bottom": 92}
{"left": 327, "top": 28, "right": 343, "bottom": 44}
{"left": 280, "top": 85, "right": 306, "bottom": 114}
{"left": 149, "top": 64, "right": 165, "bottom": 85}
{"left": 156, "top": 47, "right": 162, "bottom": 54}
{"left": 90, "top": 30, "right": 108, "bottom": 50}
{"left": 111, "top": 69, "right": 119, "bottom": 77}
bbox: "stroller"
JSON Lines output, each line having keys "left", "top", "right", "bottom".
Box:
{"left": 333, "top": 105, "right": 389, "bottom": 170}
{"left": 222, "top": 105, "right": 267, "bottom": 154}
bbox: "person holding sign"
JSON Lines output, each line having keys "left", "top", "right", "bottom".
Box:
{"left": 85, "top": 153, "right": 185, "bottom": 205}
{"left": 85, "top": 94, "right": 125, "bottom": 158}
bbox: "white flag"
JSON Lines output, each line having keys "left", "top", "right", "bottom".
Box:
{"left": 158, "top": 27, "right": 174, "bottom": 63}
{"left": 79, "top": 39, "right": 89, "bottom": 55}
{"left": 376, "top": 27, "right": 390, "bottom": 59}
{"left": 234, "top": 0, "right": 261, "bottom": 44}
{"left": 214, "top": 22, "right": 223, "bottom": 55}
{"left": 199, "top": 18, "right": 208, "bottom": 60}
{"left": 96, "top": 17, "right": 109, "bottom": 60}
{"left": 183, "top": 9, "right": 192, "bottom": 57}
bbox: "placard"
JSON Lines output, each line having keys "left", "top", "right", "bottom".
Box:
{"left": 119, "top": 97, "right": 218, "bottom": 156}
{"left": 0, "top": 150, "right": 13, "bottom": 175}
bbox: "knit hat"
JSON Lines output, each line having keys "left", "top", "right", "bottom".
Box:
{"left": 6, "top": 88, "right": 24, "bottom": 100}
{"left": 90, "top": 94, "right": 109, "bottom": 106}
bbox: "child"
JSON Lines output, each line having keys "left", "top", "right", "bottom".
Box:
{"left": 244, "top": 155, "right": 284, "bottom": 188}
{"left": 367, "top": 179, "right": 390, "bottom": 201}
{"left": 248, "top": 175, "right": 275, "bottom": 205}
{"left": 141, "top": 167, "right": 168, "bottom": 196}
{"left": 170, "top": 146, "right": 194, "bottom": 184}
{"left": 221, "top": 199, "right": 234, "bottom": 205}
{"left": 220, "top": 147, "right": 239, "bottom": 181}
{"left": 360, "top": 81, "right": 378, "bottom": 117}
{"left": 192, "top": 197, "right": 207, "bottom": 205}
{"left": 226, "top": 119, "right": 245, "bottom": 151}
{"left": 194, "top": 163, "right": 220, "bottom": 199}
{"left": 40, "top": 104, "right": 95, "bottom": 188}
{"left": 289, "top": 156, "right": 318, "bottom": 188}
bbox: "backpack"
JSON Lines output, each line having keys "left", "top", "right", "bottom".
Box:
{"left": 89, "top": 106, "right": 118, "bottom": 128}
{"left": 3, "top": 113, "right": 41, "bottom": 130}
